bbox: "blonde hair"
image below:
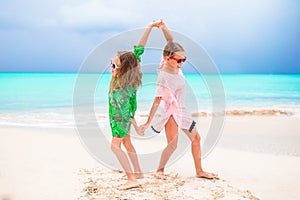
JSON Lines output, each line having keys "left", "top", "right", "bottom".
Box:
{"left": 163, "top": 41, "right": 185, "bottom": 58}
{"left": 110, "top": 51, "right": 142, "bottom": 94}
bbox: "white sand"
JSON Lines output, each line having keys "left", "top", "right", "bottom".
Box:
{"left": 0, "top": 116, "right": 300, "bottom": 200}
{"left": 0, "top": 128, "right": 99, "bottom": 200}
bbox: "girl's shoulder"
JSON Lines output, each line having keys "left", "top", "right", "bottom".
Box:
{"left": 158, "top": 68, "right": 184, "bottom": 77}
{"left": 125, "top": 86, "right": 137, "bottom": 94}
{"left": 113, "top": 86, "right": 136, "bottom": 93}
{"left": 110, "top": 87, "right": 136, "bottom": 100}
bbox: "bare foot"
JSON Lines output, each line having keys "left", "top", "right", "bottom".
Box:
{"left": 135, "top": 172, "right": 144, "bottom": 179}
{"left": 154, "top": 171, "right": 167, "bottom": 180}
{"left": 196, "top": 171, "right": 218, "bottom": 179}
{"left": 118, "top": 180, "right": 141, "bottom": 190}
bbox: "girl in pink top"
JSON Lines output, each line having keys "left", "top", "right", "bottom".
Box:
{"left": 142, "top": 21, "right": 218, "bottom": 180}
{"left": 151, "top": 64, "right": 196, "bottom": 133}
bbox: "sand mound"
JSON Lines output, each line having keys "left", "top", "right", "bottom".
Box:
{"left": 77, "top": 168, "right": 259, "bottom": 200}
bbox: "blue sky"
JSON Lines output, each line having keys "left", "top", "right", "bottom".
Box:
{"left": 0, "top": 0, "right": 299, "bottom": 73}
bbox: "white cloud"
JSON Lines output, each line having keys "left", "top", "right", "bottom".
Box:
{"left": 1, "top": 0, "right": 299, "bottom": 72}
{"left": 1, "top": 0, "right": 283, "bottom": 37}
{"left": 59, "top": 0, "right": 145, "bottom": 31}
{"left": 39, "top": 18, "right": 58, "bottom": 29}
{"left": 56, "top": 0, "right": 280, "bottom": 38}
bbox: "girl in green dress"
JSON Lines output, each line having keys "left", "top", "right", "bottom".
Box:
{"left": 109, "top": 20, "right": 162, "bottom": 190}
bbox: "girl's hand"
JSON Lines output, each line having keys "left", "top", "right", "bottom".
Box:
{"left": 135, "top": 125, "right": 144, "bottom": 136}
{"left": 140, "top": 122, "right": 150, "bottom": 133}
{"left": 134, "top": 122, "right": 149, "bottom": 136}
{"left": 158, "top": 19, "right": 166, "bottom": 29}
{"left": 148, "top": 19, "right": 163, "bottom": 28}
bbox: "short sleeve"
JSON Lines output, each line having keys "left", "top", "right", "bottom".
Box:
{"left": 133, "top": 46, "right": 144, "bottom": 62}
{"left": 156, "top": 84, "right": 167, "bottom": 98}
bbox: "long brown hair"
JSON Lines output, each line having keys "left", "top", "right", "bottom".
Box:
{"left": 110, "top": 51, "right": 142, "bottom": 94}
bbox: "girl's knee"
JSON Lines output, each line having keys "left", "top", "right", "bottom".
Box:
{"left": 168, "top": 141, "right": 178, "bottom": 152}
{"left": 122, "top": 138, "right": 130, "bottom": 147}
{"left": 122, "top": 139, "right": 136, "bottom": 152}
{"left": 111, "top": 143, "right": 121, "bottom": 154}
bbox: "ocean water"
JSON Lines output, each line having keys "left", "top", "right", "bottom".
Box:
{"left": 0, "top": 73, "right": 300, "bottom": 128}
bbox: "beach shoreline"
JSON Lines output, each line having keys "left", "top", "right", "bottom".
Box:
{"left": 1, "top": 116, "right": 300, "bottom": 199}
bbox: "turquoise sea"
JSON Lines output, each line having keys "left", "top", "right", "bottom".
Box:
{"left": 1, "top": 73, "right": 300, "bottom": 127}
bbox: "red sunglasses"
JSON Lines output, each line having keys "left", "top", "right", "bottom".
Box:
{"left": 169, "top": 57, "right": 186, "bottom": 64}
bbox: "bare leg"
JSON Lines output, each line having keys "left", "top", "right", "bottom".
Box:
{"left": 111, "top": 137, "right": 140, "bottom": 189}
{"left": 156, "top": 115, "right": 178, "bottom": 178}
{"left": 122, "top": 133, "right": 144, "bottom": 179}
{"left": 182, "top": 127, "right": 218, "bottom": 179}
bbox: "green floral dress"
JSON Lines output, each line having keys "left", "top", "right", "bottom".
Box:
{"left": 109, "top": 87, "right": 137, "bottom": 138}
{"left": 108, "top": 46, "right": 144, "bottom": 138}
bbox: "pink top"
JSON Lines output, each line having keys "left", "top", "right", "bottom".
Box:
{"left": 151, "top": 68, "right": 194, "bottom": 133}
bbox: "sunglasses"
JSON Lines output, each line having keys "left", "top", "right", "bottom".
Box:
{"left": 169, "top": 57, "right": 187, "bottom": 64}
{"left": 110, "top": 61, "right": 119, "bottom": 69}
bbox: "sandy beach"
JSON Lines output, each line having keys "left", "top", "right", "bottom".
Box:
{"left": 1, "top": 116, "right": 300, "bottom": 200}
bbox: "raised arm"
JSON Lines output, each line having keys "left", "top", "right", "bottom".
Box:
{"left": 136, "top": 20, "right": 162, "bottom": 47}
{"left": 160, "top": 20, "right": 174, "bottom": 42}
